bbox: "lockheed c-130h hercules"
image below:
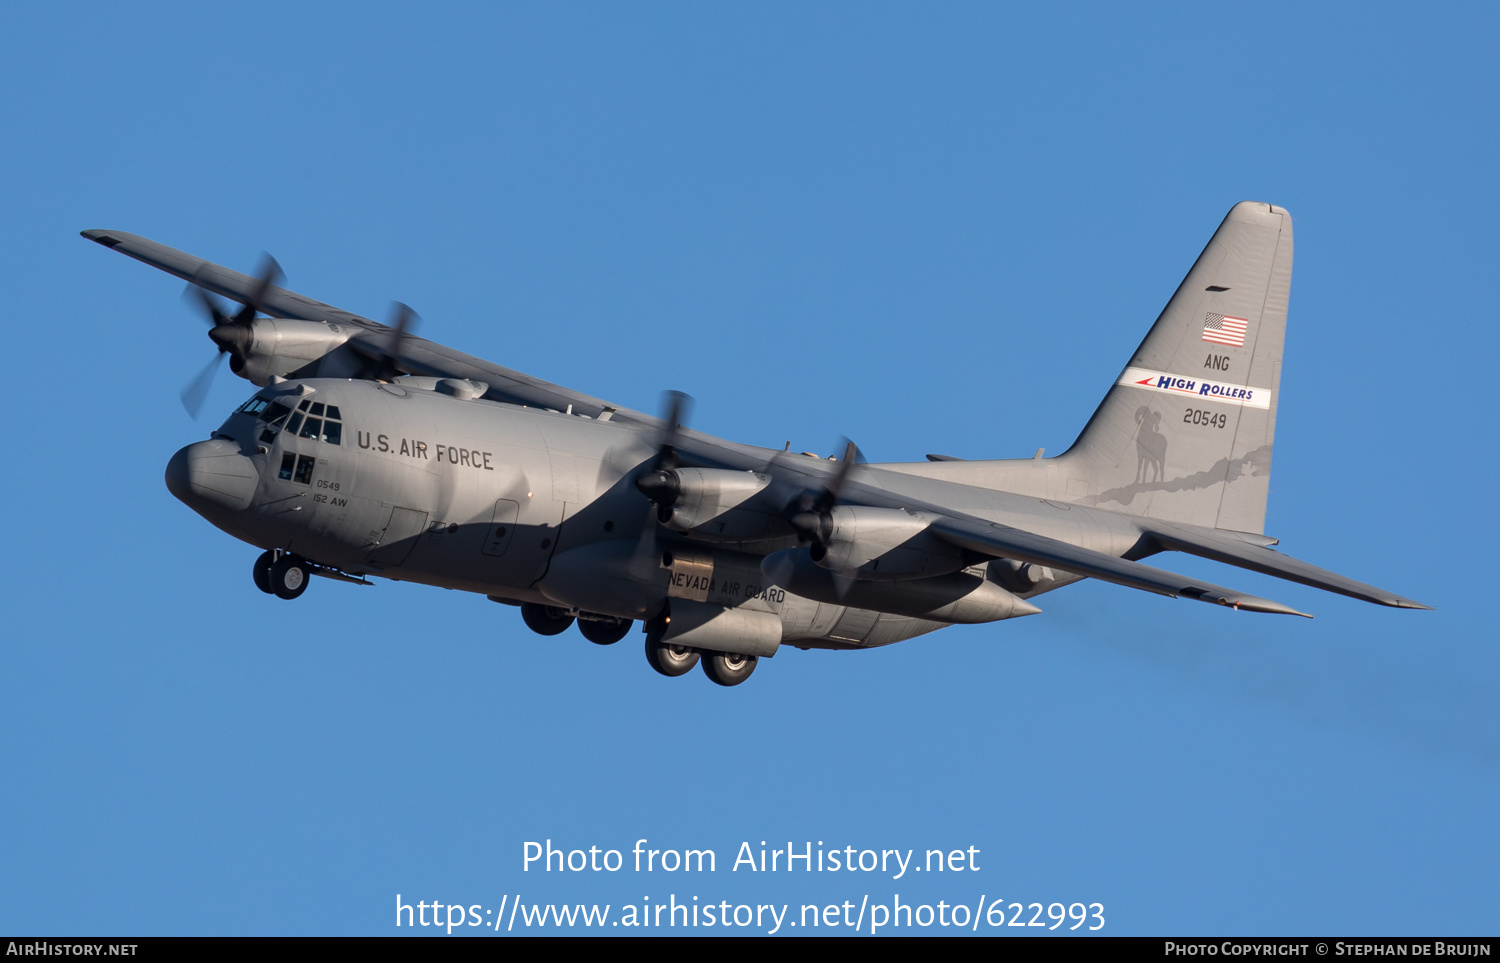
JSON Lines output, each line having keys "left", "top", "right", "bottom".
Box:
{"left": 82, "top": 201, "right": 1429, "bottom": 687}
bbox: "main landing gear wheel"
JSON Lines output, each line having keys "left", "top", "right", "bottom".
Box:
{"left": 702, "top": 650, "right": 758, "bottom": 687}
{"left": 270, "top": 554, "right": 311, "bottom": 600}
{"left": 521, "top": 602, "right": 575, "bottom": 636}
{"left": 645, "top": 638, "right": 700, "bottom": 677}
{"left": 579, "top": 617, "right": 632, "bottom": 646}
{"left": 252, "top": 550, "right": 276, "bottom": 594}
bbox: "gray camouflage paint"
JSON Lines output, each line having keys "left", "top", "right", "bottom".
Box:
{"left": 97, "top": 201, "right": 1429, "bottom": 681}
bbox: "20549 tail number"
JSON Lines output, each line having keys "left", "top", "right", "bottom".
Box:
{"left": 1183, "top": 408, "right": 1228, "bottom": 429}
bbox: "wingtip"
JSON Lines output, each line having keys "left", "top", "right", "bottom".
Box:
{"left": 1391, "top": 598, "right": 1436, "bottom": 611}
{"left": 80, "top": 229, "right": 122, "bottom": 248}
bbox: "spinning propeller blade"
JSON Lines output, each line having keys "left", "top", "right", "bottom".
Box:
{"left": 629, "top": 390, "right": 694, "bottom": 580}
{"left": 178, "top": 254, "right": 284, "bottom": 418}
{"left": 179, "top": 352, "right": 226, "bottom": 419}
{"left": 367, "top": 301, "right": 420, "bottom": 382}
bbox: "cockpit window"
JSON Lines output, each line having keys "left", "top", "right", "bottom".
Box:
{"left": 252, "top": 395, "right": 345, "bottom": 447}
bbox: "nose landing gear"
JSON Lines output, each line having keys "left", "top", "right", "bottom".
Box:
{"left": 251, "top": 549, "right": 311, "bottom": 599}
{"left": 252, "top": 550, "right": 275, "bottom": 594}
{"left": 270, "top": 553, "right": 311, "bottom": 600}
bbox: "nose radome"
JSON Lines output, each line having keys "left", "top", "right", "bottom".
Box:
{"left": 166, "top": 439, "right": 260, "bottom": 513}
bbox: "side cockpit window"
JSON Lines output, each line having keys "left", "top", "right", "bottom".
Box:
{"left": 263, "top": 401, "right": 293, "bottom": 426}
{"left": 279, "top": 452, "right": 317, "bottom": 484}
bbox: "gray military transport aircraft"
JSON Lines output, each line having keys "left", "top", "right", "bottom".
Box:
{"left": 83, "top": 201, "right": 1429, "bottom": 686}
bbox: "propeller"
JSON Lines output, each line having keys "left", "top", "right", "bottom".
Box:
{"left": 776, "top": 438, "right": 864, "bottom": 598}
{"left": 787, "top": 438, "right": 861, "bottom": 560}
{"left": 634, "top": 390, "right": 691, "bottom": 521}
{"left": 178, "top": 254, "right": 283, "bottom": 418}
{"left": 366, "top": 301, "right": 419, "bottom": 382}
{"left": 629, "top": 391, "right": 693, "bottom": 580}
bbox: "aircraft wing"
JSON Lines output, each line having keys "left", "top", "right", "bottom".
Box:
{"left": 927, "top": 514, "right": 1314, "bottom": 617}
{"left": 81, "top": 229, "right": 647, "bottom": 423}
{"left": 1139, "top": 521, "right": 1433, "bottom": 609}
{"left": 82, "top": 229, "right": 375, "bottom": 326}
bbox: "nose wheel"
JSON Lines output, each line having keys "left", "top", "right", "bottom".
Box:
{"left": 252, "top": 550, "right": 276, "bottom": 594}
{"left": 269, "top": 553, "right": 311, "bottom": 600}
{"left": 254, "top": 550, "right": 312, "bottom": 599}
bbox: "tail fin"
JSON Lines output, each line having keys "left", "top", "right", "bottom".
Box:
{"left": 1058, "top": 200, "right": 1292, "bottom": 533}
{"left": 875, "top": 201, "right": 1292, "bottom": 535}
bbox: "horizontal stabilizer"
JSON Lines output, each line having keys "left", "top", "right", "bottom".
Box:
{"left": 1144, "top": 522, "right": 1433, "bottom": 610}
{"left": 931, "top": 518, "right": 1311, "bottom": 617}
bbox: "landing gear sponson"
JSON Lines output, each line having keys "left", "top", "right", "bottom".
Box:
{"left": 642, "top": 617, "right": 757, "bottom": 687}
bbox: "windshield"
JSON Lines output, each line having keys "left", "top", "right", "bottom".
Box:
{"left": 234, "top": 394, "right": 345, "bottom": 446}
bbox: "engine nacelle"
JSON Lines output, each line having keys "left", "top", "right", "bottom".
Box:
{"left": 762, "top": 548, "right": 1040, "bottom": 624}
{"left": 649, "top": 468, "right": 781, "bottom": 540}
{"left": 233, "top": 318, "right": 354, "bottom": 386}
{"left": 817, "top": 506, "right": 966, "bottom": 580}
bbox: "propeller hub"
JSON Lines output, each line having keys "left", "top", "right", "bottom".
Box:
{"left": 789, "top": 511, "right": 830, "bottom": 546}
{"left": 208, "top": 322, "right": 251, "bottom": 357}
{"left": 636, "top": 469, "right": 681, "bottom": 506}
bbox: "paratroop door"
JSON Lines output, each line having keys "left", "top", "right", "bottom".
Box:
{"left": 367, "top": 507, "right": 429, "bottom": 565}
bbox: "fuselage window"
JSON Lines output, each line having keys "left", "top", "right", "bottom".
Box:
{"left": 298, "top": 417, "right": 323, "bottom": 440}
{"left": 297, "top": 399, "right": 311, "bottom": 412}
{"left": 278, "top": 452, "right": 316, "bottom": 484}
{"left": 323, "top": 421, "right": 343, "bottom": 445}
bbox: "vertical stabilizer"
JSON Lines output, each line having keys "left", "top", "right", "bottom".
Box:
{"left": 1058, "top": 201, "right": 1292, "bottom": 533}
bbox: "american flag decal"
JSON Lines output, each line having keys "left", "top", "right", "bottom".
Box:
{"left": 1202, "top": 313, "right": 1248, "bottom": 347}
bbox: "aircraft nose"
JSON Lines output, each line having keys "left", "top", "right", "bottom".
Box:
{"left": 166, "top": 438, "right": 260, "bottom": 513}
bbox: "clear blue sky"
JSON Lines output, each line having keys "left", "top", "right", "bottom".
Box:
{"left": 1, "top": 2, "right": 1495, "bottom": 936}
